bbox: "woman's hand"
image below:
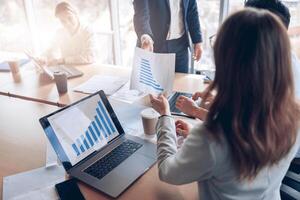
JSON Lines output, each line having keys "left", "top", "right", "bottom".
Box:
{"left": 149, "top": 94, "right": 171, "bottom": 116}
{"left": 192, "top": 91, "right": 214, "bottom": 110}
{"left": 175, "top": 95, "right": 198, "bottom": 117}
{"left": 175, "top": 120, "right": 192, "bottom": 138}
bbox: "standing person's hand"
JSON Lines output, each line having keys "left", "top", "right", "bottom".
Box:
{"left": 141, "top": 34, "right": 154, "bottom": 52}
{"left": 175, "top": 120, "right": 192, "bottom": 138}
{"left": 193, "top": 43, "right": 203, "bottom": 61}
{"left": 149, "top": 94, "right": 170, "bottom": 116}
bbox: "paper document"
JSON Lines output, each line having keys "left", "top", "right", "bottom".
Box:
{"left": 110, "top": 82, "right": 147, "bottom": 104}
{"left": 73, "top": 75, "right": 128, "bottom": 95}
{"left": 3, "top": 165, "right": 65, "bottom": 200}
{"left": 109, "top": 98, "right": 157, "bottom": 143}
{"left": 130, "top": 48, "right": 175, "bottom": 95}
{"left": 46, "top": 140, "right": 59, "bottom": 167}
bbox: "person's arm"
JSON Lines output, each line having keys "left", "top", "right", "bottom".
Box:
{"left": 186, "top": 0, "right": 202, "bottom": 44}
{"left": 64, "top": 29, "right": 96, "bottom": 65}
{"left": 187, "top": 0, "right": 203, "bottom": 61}
{"left": 156, "top": 116, "right": 216, "bottom": 184}
{"left": 133, "top": 0, "right": 153, "bottom": 44}
{"left": 175, "top": 95, "right": 208, "bottom": 120}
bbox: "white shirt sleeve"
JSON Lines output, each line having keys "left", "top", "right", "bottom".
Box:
{"left": 64, "top": 28, "right": 97, "bottom": 65}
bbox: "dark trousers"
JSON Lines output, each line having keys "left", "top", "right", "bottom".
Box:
{"left": 154, "top": 34, "right": 190, "bottom": 73}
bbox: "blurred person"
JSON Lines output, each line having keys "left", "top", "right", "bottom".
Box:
{"left": 133, "top": 0, "right": 203, "bottom": 73}
{"left": 36, "top": 1, "right": 96, "bottom": 66}
{"left": 150, "top": 9, "right": 300, "bottom": 199}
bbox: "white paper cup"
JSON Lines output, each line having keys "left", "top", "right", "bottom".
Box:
{"left": 141, "top": 108, "right": 159, "bottom": 135}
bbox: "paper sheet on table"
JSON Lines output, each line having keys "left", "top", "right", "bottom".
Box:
{"left": 3, "top": 165, "right": 65, "bottom": 200}
{"left": 109, "top": 98, "right": 157, "bottom": 143}
{"left": 110, "top": 82, "right": 147, "bottom": 104}
{"left": 73, "top": 75, "right": 128, "bottom": 95}
{"left": 130, "top": 48, "right": 175, "bottom": 96}
{"left": 46, "top": 140, "right": 59, "bottom": 167}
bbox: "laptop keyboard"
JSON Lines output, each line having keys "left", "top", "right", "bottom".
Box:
{"left": 84, "top": 140, "right": 143, "bottom": 180}
{"left": 168, "top": 92, "right": 193, "bottom": 114}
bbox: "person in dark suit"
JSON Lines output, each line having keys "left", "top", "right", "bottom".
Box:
{"left": 133, "top": 0, "right": 203, "bottom": 73}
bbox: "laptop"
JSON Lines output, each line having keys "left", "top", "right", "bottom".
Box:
{"left": 39, "top": 90, "right": 157, "bottom": 198}
{"left": 168, "top": 91, "right": 194, "bottom": 118}
{"left": 24, "top": 51, "right": 83, "bottom": 79}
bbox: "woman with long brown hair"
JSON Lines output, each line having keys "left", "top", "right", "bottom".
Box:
{"left": 150, "top": 8, "right": 300, "bottom": 199}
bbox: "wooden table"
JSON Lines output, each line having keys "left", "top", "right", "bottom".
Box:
{"left": 0, "top": 63, "right": 205, "bottom": 107}
{"left": 0, "top": 96, "right": 57, "bottom": 199}
{"left": 0, "top": 95, "right": 198, "bottom": 200}
{"left": 0, "top": 65, "right": 35, "bottom": 95}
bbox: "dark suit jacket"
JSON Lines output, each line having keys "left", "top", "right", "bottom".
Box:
{"left": 133, "top": 0, "right": 202, "bottom": 51}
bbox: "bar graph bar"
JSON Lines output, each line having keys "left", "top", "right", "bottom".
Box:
{"left": 95, "top": 116, "right": 107, "bottom": 138}
{"left": 98, "top": 101, "right": 116, "bottom": 133}
{"left": 81, "top": 135, "right": 90, "bottom": 150}
{"left": 96, "top": 108, "right": 111, "bottom": 136}
{"left": 71, "top": 100, "right": 117, "bottom": 156}
{"left": 77, "top": 138, "right": 85, "bottom": 153}
{"left": 85, "top": 131, "right": 94, "bottom": 146}
{"left": 139, "top": 58, "right": 164, "bottom": 92}
{"left": 92, "top": 121, "right": 103, "bottom": 140}
{"left": 72, "top": 144, "right": 80, "bottom": 156}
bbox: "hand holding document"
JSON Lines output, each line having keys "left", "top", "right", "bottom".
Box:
{"left": 130, "top": 48, "right": 175, "bottom": 96}
{"left": 73, "top": 75, "right": 128, "bottom": 95}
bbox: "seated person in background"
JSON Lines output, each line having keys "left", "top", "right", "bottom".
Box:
{"left": 37, "top": 1, "right": 96, "bottom": 66}
{"left": 150, "top": 8, "right": 300, "bottom": 199}
{"left": 176, "top": 0, "right": 300, "bottom": 123}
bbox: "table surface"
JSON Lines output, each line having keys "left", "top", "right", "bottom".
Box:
{"left": 0, "top": 94, "right": 199, "bottom": 200}
{"left": 0, "top": 62, "right": 205, "bottom": 106}
{"left": 0, "top": 63, "right": 205, "bottom": 200}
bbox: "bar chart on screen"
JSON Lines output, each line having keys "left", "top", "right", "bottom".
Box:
{"left": 48, "top": 95, "right": 119, "bottom": 165}
{"left": 71, "top": 100, "right": 118, "bottom": 157}
{"left": 139, "top": 58, "right": 164, "bottom": 92}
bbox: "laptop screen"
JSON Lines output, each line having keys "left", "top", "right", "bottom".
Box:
{"left": 40, "top": 91, "right": 124, "bottom": 170}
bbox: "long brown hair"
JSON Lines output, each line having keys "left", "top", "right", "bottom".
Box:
{"left": 204, "top": 8, "right": 300, "bottom": 180}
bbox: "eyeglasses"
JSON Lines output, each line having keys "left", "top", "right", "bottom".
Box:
{"left": 209, "top": 34, "right": 216, "bottom": 48}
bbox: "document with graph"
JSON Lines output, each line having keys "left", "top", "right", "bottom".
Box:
{"left": 130, "top": 48, "right": 175, "bottom": 95}
{"left": 48, "top": 94, "right": 119, "bottom": 165}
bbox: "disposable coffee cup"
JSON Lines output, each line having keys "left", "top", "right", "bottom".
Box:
{"left": 8, "top": 61, "right": 20, "bottom": 74}
{"left": 141, "top": 108, "right": 159, "bottom": 135}
{"left": 53, "top": 71, "right": 68, "bottom": 94}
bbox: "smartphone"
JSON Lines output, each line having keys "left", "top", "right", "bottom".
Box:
{"left": 55, "top": 179, "right": 85, "bottom": 200}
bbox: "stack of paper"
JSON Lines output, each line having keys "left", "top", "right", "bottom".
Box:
{"left": 73, "top": 75, "right": 128, "bottom": 95}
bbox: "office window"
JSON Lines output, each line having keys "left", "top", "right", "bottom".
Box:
{"left": 227, "top": 0, "right": 300, "bottom": 57}
{"left": 0, "top": 0, "right": 32, "bottom": 52}
{"left": 194, "top": 0, "right": 220, "bottom": 71}
{"left": 285, "top": 0, "right": 300, "bottom": 57}
{"left": 32, "top": 0, "right": 114, "bottom": 64}
{"left": 119, "top": 0, "right": 136, "bottom": 68}
{"left": 228, "top": 0, "right": 244, "bottom": 13}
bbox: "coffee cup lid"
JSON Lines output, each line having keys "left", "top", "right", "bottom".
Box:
{"left": 141, "top": 108, "right": 159, "bottom": 119}
{"left": 53, "top": 71, "right": 67, "bottom": 76}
